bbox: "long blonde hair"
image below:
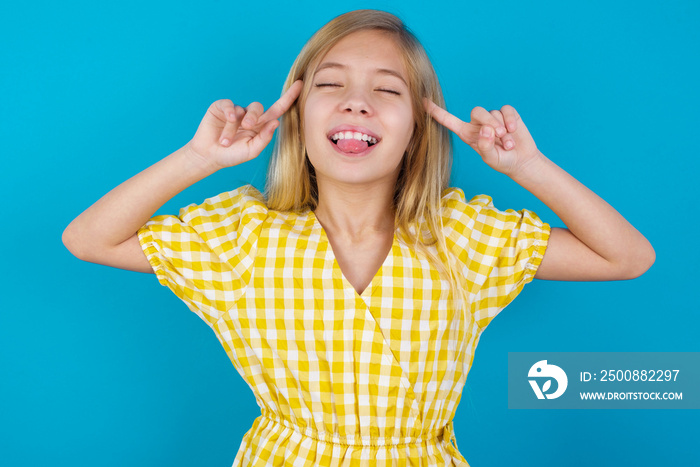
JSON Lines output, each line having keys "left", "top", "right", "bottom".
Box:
{"left": 265, "top": 9, "right": 466, "bottom": 309}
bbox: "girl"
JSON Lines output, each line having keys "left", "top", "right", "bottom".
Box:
{"left": 63, "top": 9, "right": 654, "bottom": 466}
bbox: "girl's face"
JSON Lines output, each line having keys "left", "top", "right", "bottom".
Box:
{"left": 303, "top": 29, "right": 414, "bottom": 189}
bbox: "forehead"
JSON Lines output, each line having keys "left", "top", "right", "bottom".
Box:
{"left": 315, "top": 30, "right": 407, "bottom": 77}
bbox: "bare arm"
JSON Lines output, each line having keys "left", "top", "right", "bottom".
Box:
{"left": 63, "top": 81, "right": 303, "bottom": 272}
{"left": 510, "top": 153, "right": 655, "bottom": 280}
{"left": 62, "top": 147, "right": 217, "bottom": 272}
{"left": 425, "top": 100, "right": 655, "bottom": 281}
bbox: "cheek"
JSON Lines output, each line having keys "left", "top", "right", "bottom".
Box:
{"left": 401, "top": 102, "right": 417, "bottom": 134}
{"left": 302, "top": 97, "right": 324, "bottom": 144}
{"left": 301, "top": 103, "right": 322, "bottom": 163}
{"left": 385, "top": 103, "right": 416, "bottom": 147}
{"left": 382, "top": 97, "right": 413, "bottom": 123}
{"left": 303, "top": 93, "right": 325, "bottom": 121}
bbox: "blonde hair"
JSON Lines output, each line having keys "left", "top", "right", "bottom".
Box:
{"left": 265, "top": 9, "right": 466, "bottom": 310}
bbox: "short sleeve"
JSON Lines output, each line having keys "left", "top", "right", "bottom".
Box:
{"left": 441, "top": 187, "right": 550, "bottom": 330}
{"left": 137, "top": 184, "right": 267, "bottom": 325}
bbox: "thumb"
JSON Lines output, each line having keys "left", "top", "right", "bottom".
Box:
{"left": 247, "top": 119, "right": 280, "bottom": 159}
{"left": 476, "top": 125, "right": 499, "bottom": 162}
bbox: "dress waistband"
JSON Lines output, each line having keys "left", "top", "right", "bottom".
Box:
{"left": 257, "top": 409, "right": 458, "bottom": 449}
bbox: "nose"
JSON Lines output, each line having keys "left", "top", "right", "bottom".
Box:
{"left": 339, "top": 87, "right": 373, "bottom": 116}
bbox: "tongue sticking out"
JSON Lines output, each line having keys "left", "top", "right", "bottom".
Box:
{"left": 336, "top": 138, "right": 369, "bottom": 153}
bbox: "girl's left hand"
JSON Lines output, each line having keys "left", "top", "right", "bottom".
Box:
{"left": 424, "top": 99, "right": 542, "bottom": 177}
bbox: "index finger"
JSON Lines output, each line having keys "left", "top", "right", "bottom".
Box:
{"left": 260, "top": 80, "right": 304, "bottom": 123}
{"left": 423, "top": 98, "right": 469, "bottom": 137}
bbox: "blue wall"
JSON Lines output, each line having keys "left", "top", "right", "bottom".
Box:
{"left": 1, "top": 1, "right": 698, "bottom": 465}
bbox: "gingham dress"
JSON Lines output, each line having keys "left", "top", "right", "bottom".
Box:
{"left": 137, "top": 184, "right": 549, "bottom": 466}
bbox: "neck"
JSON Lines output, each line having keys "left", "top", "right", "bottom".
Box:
{"left": 313, "top": 177, "right": 396, "bottom": 242}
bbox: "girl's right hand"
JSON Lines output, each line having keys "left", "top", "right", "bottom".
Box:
{"left": 186, "top": 80, "right": 303, "bottom": 170}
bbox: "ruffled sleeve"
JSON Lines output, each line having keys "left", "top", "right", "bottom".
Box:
{"left": 441, "top": 187, "right": 550, "bottom": 330}
{"left": 137, "top": 184, "right": 267, "bottom": 325}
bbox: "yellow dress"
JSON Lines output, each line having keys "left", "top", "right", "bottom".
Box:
{"left": 137, "top": 185, "right": 549, "bottom": 466}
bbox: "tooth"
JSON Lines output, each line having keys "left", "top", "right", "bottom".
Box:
{"left": 332, "top": 131, "right": 378, "bottom": 142}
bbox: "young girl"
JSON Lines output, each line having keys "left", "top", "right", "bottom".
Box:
{"left": 63, "top": 9, "right": 654, "bottom": 466}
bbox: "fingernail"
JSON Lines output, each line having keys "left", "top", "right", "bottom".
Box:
{"left": 481, "top": 127, "right": 492, "bottom": 137}
{"left": 505, "top": 140, "right": 514, "bottom": 150}
{"left": 221, "top": 138, "right": 230, "bottom": 146}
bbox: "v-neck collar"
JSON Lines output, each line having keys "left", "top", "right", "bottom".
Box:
{"left": 308, "top": 209, "right": 397, "bottom": 302}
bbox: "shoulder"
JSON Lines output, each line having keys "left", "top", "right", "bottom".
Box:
{"left": 178, "top": 184, "right": 268, "bottom": 227}
{"left": 175, "top": 185, "right": 317, "bottom": 242}
{"left": 439, "top": 186, "right": 548, "bottom": 239}
{"left": 439, "top": 187, "right": 499, "bottom": 229}
{"left": 140, "top": 185, "right": 270, "bottom": 246}
{"left": 441, "top": 187, "right": 495, "bottom": 212}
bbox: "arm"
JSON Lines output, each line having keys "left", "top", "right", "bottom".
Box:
{"left": 62, "top": 147, "right": 217, "bottom": 272}
{"left": 510, "top": 152, "right": 654, "bottom": 280}
{"left": 62, "top": 81, "right": 303, "bottom": 272}
{"left": 425, "top": 100, "right": 655, "bottom": 281}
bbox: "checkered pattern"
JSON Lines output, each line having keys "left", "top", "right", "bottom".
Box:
{"left": 137, "top": 184, "right": 549, "bottom": 466}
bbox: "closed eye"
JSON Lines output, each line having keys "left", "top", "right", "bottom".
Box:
{"left": 315, "top": 83, "right": 400, "bottom": 95}
{"left": 376, "top": 88, "right": 401, "bottom": 95}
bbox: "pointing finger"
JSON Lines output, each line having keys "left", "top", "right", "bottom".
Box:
{"left": 261, "top": 80, "right": 304, "bottom": 123}
{"left": 424, "top": 98, "right": 469, "bottom": 138}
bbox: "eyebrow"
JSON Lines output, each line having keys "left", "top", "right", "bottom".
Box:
{"left": 314, "top": 61, "right": 408, "bottom": 86}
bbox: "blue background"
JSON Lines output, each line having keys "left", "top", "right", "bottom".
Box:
{"left": 1, "top": 0, "right": 698, "bottom": 465}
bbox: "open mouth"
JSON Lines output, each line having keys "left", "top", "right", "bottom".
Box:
{"left": 328, "top": 131, "right": 380, "bottom": 154}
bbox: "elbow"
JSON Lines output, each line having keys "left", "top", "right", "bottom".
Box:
{"left": 619, "top": 241, "right": 656, "bottom": 280}
{"left": 62, "top": 222, "right": 90, "bottom": 261}
{"left": 62, "top": 223, "right": 79, "bottom": 257}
